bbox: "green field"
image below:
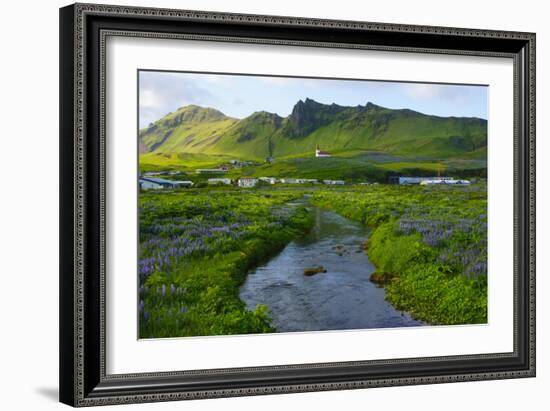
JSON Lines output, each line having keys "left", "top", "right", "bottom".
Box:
{"left": 139, "top": 152, "right": 237, "bottom": 172}
{"left": 138, "top": 188, "right": 313, "bottom": 338}
{"left": 140, "top": 149, "right": 486, "bottom": 184}
{"left": 139, "top": 183, "right": 487, "bottom": 338}
{"left": 380, "top": 161, "right": 445, "bottom": 172}
{"left": 312, "top": 184, "right": 487, "bottom": 324}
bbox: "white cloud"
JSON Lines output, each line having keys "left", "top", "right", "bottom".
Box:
{"left": 139, "top": 89, "right": 163, "bottom": 109}
{"left": 405, "top": 83, "right": 442, "bottom": 100}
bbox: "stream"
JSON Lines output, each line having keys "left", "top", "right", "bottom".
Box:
{"left": 239, "top": 201, "right": 422, "bottom": 332}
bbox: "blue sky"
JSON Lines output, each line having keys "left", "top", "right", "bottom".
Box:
{"left": 139, "top": 71, "right": 488, "bottom": 128}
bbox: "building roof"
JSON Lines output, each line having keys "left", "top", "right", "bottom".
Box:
{"left": 140, "top": 177, "right": 177, "bottom": 185}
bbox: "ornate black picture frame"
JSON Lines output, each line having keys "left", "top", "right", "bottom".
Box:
{"left": 59, "top": 3, "right": 535, "bottom": 407}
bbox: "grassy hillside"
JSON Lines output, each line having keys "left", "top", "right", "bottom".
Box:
{"left": 238, "top": 157, "right": 388, "bottom": 181}
{"left": 139, "top": 152, "right": 236, "bottom": 172}
{"left": 139, "top": 99, "right": 488, "bottom": 164}
{"left": 139, "top": 105, "right": 238, "bottom": 154}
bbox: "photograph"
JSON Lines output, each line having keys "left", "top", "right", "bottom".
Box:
{"left": 56, "top": 2, "right": 536, "bottom": 406}
{"left": 137, "top": 71, "right": 489, "bottom": 339}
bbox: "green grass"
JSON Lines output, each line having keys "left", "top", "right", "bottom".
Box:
{"left": 140, "top": 149, "right": 487, "bottom": 186}
{"left": 380, "top": 161, "right": 446, "bottom": 172}
{"left": 311, "top": 184, "right": 488, "bottom": 325}
{"left": 139, "top": 182, "right": 488, "bottom": 337}
{"left": 138, "top": 188, "right": 313, "bottom": 338}
{"left": 238, "top": 156, "right": 390, "bottom": 182}
{"left": 139, "top": 152, "right": 235, "bottom": 172}
{"left": 232, "top": 154, "right": 484, "bottom": 182}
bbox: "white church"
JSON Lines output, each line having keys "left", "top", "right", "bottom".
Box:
{"left": 315, "top": 145, "right": 332, "bottom": 158}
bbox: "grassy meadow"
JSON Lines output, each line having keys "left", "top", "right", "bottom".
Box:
{"left": 138, "top": 182, "right": 487, "bottom": 338}
{"left": 138, "top": 188, "right": 312, "bottom": 338}
{"left": 312, "top": 184, "right": 487, "bottom": 324}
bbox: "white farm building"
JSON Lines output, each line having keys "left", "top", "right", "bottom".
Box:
{"left": 323, "top": 179, "right": 345, "bottom": 185}
{"left": 139, "top": 177, "right": 193, "bottom": 190}
{"left": 238, "top": 178, "right": 258, "bottom": 188}
{"left": 315, "top": 145, "right": 332, "bottom": 158}
{"left": 389, "top": 176, "right": 452, "bottom": 185}
{"left": 279, "top": 178, "right": 317, "bottom": 185}
{"left": 420, "top": 179, "right": 471, "bottom": 186}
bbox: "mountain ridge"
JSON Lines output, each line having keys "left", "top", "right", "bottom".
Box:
{"left": 139, "top": 99, "right": 487, "bottom": 160}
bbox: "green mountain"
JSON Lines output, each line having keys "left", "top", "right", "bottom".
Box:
{"left": 139, "top": 99, "right": 487, "bottom": 161}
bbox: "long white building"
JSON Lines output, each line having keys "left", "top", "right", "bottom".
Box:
{"left": 139, "top": 177, "right": 193, "bottom": 189}
{"left": 238, "top": 178, "right": 258, "bottom": 188}
{"left": 389, "top": 176, "right": 451, "bottom": 185}
{"left": 323, "top": 179, "right": 345, "bottom": 185}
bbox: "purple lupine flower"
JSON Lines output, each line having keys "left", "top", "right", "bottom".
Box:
{"left": 467, "top": 261, "right": 488, "bottom": 277}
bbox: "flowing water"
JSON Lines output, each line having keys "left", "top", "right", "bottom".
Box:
{"left": 239, "top": 202, "right": 422, "bottom": 332}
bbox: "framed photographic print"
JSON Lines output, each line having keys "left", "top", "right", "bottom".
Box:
{"left": 59, "top": 3, "right": 536, "bottom": 407}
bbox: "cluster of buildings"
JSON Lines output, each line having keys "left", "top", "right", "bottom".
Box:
{"left": 139, "top": 176, "right": 348, "bottom": 190}
{"left": 388, "top": 176, "right": 471, "bottom": 186}
{"left": 141, "top": 146, "right": 339, "bottom": 189}
{"left": 208, "top": 177, "right": 346, "bottom": 188}
{"left": 140, "top": 174, "right": 471, "bottom": 190}
{"left": 420, "top": 179, "right": 471, "bottom": 186}
{"left": 140, "top": 146, "right": 474, "bottom": 190}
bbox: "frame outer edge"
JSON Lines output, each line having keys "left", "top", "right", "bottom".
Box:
{"left": 75, "top": 2, "right": 88, "bottom": 407}
{"left": 74, "top": 2, "right": 534, "bottom": 39}
{"left": 63, "top": 2, "right": 537, "bottom": 407}
{"left": 527, "top": 33, "right": 536, "bottom": 376}
{"left": 59, "top": 3, "right": 77, "bottom": 407}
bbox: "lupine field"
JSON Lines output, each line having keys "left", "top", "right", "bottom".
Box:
{"left": 139, "top": 183, "right": 487, "bottom": 338}
{"left": 311, "top": 183, "right": 488, "bottom": 325}
{"left": 138, "top": 188, "right": 312, "bottom": 338}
